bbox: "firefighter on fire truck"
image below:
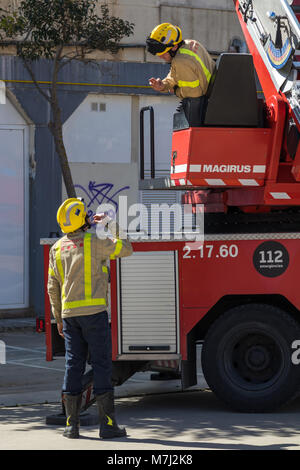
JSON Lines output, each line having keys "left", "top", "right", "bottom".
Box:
{"left": 146, "top": 22, "right": 215, "bottom": 99}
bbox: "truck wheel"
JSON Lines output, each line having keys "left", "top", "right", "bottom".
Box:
{"left": 201, "top": 303, "right": 300, "bottom": 412}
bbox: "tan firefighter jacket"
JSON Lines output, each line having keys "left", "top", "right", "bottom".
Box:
{"left": 161, "top": 39, "right": 215, "bottom": 99}
{"left": 47, "top": 222, "right": 133, "bottom": 323}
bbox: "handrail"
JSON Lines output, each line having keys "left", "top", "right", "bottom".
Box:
{"left": 140, "top": 106, "right": 155, "bottom": 180}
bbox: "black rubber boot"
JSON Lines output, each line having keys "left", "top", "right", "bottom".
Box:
{"left": 96, "top": 391, "right": 127, "bottom": 439}
{"left": 63, "top": 394, "right": 82, "bottom": 439}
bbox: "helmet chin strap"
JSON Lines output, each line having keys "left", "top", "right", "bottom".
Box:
{"left": 80, "top": 215, "right": 91, "bottom": 232}
{"left": 169, "top": 40, "right": 184, "bottom": 57}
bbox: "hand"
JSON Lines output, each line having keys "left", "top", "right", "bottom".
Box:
{"left": 57, "top": 321, "right": 64, "bottom": 339}
{"left": 189, "top": 40, "right": 199, "bottom": 53}
{"left": 93, "top": 213, "right": 112, "bottom": 225}
{"left": 149, "top": 77, "right": 164, "bottom": 91}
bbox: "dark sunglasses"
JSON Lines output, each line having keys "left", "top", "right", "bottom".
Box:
{"left": 146, "top": 37, "right": 173, "bottom": 55}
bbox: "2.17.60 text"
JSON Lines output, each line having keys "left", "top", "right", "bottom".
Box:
{"left": 183, "top": 244, "right": 239, "bottom": 259}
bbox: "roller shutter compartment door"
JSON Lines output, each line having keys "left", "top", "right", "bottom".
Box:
{"left": 118, "top": 251, "right": 178, "bottom": 354}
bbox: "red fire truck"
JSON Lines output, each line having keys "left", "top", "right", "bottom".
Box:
{"left": 42, "top": 0, "right": 300, "bottom": 414}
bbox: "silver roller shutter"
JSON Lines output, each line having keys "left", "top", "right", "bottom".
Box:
{"left": 118, "top": 251, "right": 178, "bottom": 355}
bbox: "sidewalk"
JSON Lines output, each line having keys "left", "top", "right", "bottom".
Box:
{"left": 0, "top": 316, "right": 36, "bottom": 332}
{"left": 0, "top": 325, "right": 208, "bottom": 408}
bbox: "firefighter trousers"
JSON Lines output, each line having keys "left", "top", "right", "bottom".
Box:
{"left": 62, "top": 311, "right": 113, "bottom": 395}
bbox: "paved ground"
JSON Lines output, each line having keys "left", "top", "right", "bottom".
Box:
{"left": 1, "top": 327, "right": 300, "bottom": 451}
{"left": 0, "top": 329, "right": 205, "bottom": 406}
{"left": 2, "top": 392, "right": 300, "bottom": 451}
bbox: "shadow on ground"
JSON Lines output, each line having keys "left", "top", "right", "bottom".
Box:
{"left": 1, "top": 390, "right": 300, "bottom": 450}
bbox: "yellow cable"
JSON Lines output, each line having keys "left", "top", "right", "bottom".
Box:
{"left": 0, "top": 78, "right": 151, "bottom": 89}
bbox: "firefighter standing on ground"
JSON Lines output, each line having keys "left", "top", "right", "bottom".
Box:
{"left": 47, "top": 198, "right": 133, "bottom": 439}
{"left": 146, "top": 23, "right": 215, "bottom": 99}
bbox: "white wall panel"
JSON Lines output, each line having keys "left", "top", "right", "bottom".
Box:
{"left": 63, "top": 94, "right": 132, "bottom": 163}
{"left": 139, "top": 95, "right": 179, "bottom": 172}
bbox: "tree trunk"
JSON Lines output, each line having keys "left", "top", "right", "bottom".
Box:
{"left": 49, "top": 52, "right": 77, "bottom": 199}
{"left": 22, "top": 55, "right": 76, "bottom": 199}
{"left": 49, "top": 115, "right": 77, "bottom": 199}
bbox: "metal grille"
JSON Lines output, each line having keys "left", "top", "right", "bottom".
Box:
{"left": 140, "top": 189, "right": 183, "bottom": 236}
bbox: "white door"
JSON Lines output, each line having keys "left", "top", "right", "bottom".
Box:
{"left": 0, "top": 128, "right": 28, "bottom": 308}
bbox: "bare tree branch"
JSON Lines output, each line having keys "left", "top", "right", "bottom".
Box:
{"left": 22, "top": 57, "right": 51, "bottom": 103}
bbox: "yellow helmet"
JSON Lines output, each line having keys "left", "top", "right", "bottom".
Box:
{"left": 56, "top": 198, "right": 87, "bottom": 234}
{"left": 146, "top": 23, "right": 183, "bottom": 56}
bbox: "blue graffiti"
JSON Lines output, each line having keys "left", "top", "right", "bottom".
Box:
{"left": 74, "top": 181, "right": 130, "bottom": 222}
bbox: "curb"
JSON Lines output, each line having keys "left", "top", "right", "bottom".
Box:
{"left": 0, "top": 319, "right": 36, "bottom": 333}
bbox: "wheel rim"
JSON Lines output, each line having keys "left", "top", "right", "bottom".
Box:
{"left": 222, "top": 327, "right": 286, "bottom": 391}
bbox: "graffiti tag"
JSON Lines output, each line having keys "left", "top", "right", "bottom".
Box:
{"left": 74, "top": 181, "right": 130, "bottom": 220}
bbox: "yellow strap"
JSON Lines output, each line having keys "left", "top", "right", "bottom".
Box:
{"left": 48, "top": 267, "right": 56, "bottom": 278}
{"left": 110, "top": 239, "right": 123, "bottom": 260}
{"left": 55, "top": 241, "right": 64, "bottom": 283}
{"left": 55, "top": 240, "right": 65, "bottom": 301}
{"left": 178, "top": 79, "right": 200, "bottom": 88}
{"left": 84, "top": 233, "right": 92, "bottom": 300}
{"left": 63, "top": 298, "right": 106, "bottom": 309}
{"left": 178, "top": 48, "right": 212, "bottom": 84}
{"left": 102, "top": 265, "right": 108, "bottom": 274}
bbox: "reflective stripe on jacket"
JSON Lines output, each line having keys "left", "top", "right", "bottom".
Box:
{"left": 47, "top": 225, "right": 132, "bottom": 322}
{"left": 161, "top": 39, "right": 215, "bottom": 99}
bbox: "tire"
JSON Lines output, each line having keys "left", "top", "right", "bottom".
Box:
{"left": 201, "top": 303, "right": 300, "bottom": 412}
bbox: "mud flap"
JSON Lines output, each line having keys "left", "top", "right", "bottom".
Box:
{"left": 181, "top": 331, "right": 197, "bottom": 389}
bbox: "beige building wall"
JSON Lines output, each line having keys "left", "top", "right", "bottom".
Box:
{"left": 0, "top": 0, "right": 244, "bottom": 61}
{"left": 104, "top": 0, "right": 242, "bottom": 51}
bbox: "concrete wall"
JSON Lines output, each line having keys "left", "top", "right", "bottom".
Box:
{"left": 96, "top": 0, "right": 243, "bottom": 58}
{"left": 0, "top": 0, "right": 244, "bottom": 60}
{"left": 77, "top": 0, "right": 244, "bottom": 61}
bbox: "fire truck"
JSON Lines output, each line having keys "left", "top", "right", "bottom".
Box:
{"left": 42, "top": 0, "right": 300, "bottom": 414}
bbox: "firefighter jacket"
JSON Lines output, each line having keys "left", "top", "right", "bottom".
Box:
{"left": 47, "top": 222, "right": 133, "bottom": 323}
{"left": 161, "top": 39, "right": 215, "bottom": 99}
